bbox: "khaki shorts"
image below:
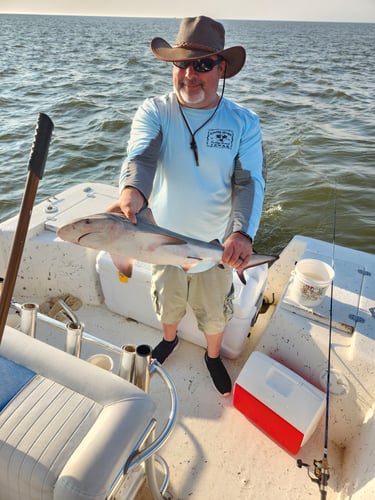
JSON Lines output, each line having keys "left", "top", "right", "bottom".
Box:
{"left": 151, "top": 264, "right": 234, "bottom": 335}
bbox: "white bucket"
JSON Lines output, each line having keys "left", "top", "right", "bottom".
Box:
{"left": 87, "top": 354, "right": 114, "bottom": 371}
{"left": 291, "top": 259, "right": 334, "bottom": 307}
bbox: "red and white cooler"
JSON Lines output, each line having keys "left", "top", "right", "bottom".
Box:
{"left": 233, "top": 351, "right": 326, "bottom": 454}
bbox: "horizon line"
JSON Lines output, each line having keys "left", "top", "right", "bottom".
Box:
{"left": 1, "top": 12, "right": 374, "bottom": 24}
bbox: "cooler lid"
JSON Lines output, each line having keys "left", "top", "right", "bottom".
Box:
{"left": 236, "top": 351, "right": 325, "bottom": 432}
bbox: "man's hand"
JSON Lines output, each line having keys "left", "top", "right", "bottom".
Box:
{"left": 106, "top": 187, "right": 146, "bottom": 223}
{"left": 222, "top": 232, "right": 253, "bottom": 271}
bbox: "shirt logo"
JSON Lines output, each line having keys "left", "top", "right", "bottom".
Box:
{"left": 207, "top": 129, "right": 233, "bottom": 149}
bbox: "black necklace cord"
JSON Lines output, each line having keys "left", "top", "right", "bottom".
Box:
{"left": 178, "top": 66, "right": 227, "bottom": 166}
{"left": 178, "top": 98, "right": 221, "bottom": 166}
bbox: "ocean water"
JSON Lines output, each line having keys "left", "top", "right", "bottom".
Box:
{"left": 0, "top": 15, "right": 374, "bottom": 255}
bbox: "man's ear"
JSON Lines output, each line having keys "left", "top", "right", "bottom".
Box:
{"left": 219, "top": 60, "right": 227, "bottom": 78}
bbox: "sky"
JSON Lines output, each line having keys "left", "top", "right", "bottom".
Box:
{"left": 0, "top": 0, "right": 375, "bottom": 23}
{"left": 1, "top": 0, "right": 375, "bottom": 23}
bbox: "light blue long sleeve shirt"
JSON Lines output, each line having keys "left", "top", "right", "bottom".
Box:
{"left": 119, "top": 92, "right": 266, "bottom": 261}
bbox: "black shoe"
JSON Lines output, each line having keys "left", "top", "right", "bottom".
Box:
{"left": 204, "top": 352, "right": 232, "bottom": 397}
{"left": 152, "top": 336, "right": 179, "bottom": 364}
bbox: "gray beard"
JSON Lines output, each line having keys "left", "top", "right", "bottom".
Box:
{"left": 179, "top": 86, "right": 205, "bottom": 105}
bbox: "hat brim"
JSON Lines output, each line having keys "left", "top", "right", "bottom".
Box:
{"left": 151, "top": 37, "right": 246, "bottom": 78}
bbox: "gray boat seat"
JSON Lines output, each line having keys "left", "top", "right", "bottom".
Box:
{"left": 0, "top": 326, "right": 155, "bottom": 500}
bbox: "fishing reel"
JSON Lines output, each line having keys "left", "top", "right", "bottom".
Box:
{"left": 297, "top": 458, "right": 330, "bottom": 498}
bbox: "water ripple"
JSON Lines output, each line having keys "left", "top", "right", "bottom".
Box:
{"left": 0, "top": 15, "right": 374, "bottom": 255}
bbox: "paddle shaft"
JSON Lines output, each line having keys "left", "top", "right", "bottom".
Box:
{"left": 0, "top": 113, "right": 53, "bottom": 343}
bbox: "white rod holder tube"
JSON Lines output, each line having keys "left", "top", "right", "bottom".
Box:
{"left": 118, "top": 344, "right": 136, "bottom": 382}
{"left": 65, "top": 321, "right": 83, "bottom": 357}
{"left": 20, "top": 302, "right": 39, "bottom": 337}
{"left": 134, "top": 344, "right": 151, "bottom": 393}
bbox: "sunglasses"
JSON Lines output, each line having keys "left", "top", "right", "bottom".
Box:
{"left": 173, "top": 57, "right": 223, "bottom": 73}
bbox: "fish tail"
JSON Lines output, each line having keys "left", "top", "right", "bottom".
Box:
{"left": 236, "top": 270, "right": 247, "bottom": 285}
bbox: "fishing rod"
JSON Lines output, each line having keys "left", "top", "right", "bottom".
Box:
{"left": 297, "top": 185, "right": 337, "bottom": 499}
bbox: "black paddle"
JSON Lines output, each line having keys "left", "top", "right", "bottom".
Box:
{"left": 0, "top": 113, "right": 54, "bottom": 344}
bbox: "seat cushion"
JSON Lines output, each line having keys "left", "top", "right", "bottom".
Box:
{"left": 0, "top": 326, "right": 156, "bottom": 500}
{"left": 0, "top": 375, "right": 102, "bottom": 500}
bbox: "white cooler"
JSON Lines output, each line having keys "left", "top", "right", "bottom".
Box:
{"left": 233, "top": 351, "right": 326, "bottom": 454}
{"left": 96, "top": 251, "right": 268, "bottom": 358}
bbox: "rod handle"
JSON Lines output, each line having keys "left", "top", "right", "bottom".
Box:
{"left": 27, "top": 112, "right": 54, "bottom": 179}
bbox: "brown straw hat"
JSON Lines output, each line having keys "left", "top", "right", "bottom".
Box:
{"left": 150, "top": 16, "right": 246, "bottom": 78}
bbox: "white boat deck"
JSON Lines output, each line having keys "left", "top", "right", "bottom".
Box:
{"left": 1, "top": 182, "right": 374, "bottom": 499}
{"left": 27, "top": 300, "right": 342, "bottom": 500}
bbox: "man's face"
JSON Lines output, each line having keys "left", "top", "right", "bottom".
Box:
{"left": 173, "top": 57, "right": 225, "bottom": 109}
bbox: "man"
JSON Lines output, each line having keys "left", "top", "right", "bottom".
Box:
{"left": 107, "top": 16, "right": 266, "bottom": 396}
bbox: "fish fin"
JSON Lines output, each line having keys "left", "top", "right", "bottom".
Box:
{"left": 161, "top": 236, "right": 223, "bottom": 248}
{"left": 115, "top": 210, "right": 187, "bottom": 246}
{"left": 136, "top": 210, "right": 189, "bottom": 246}
{"left": 136, "top": 207, "right": 157, "bottom": 225}
{"left": 236, "top": 270, "right": 247, "bottom": 285}
{"left": 236, "top": 255, "right": 279, "bottom": 286}
{"left": 181, "top": 263, "right": 195, "bottom": 272}
{"left": 245, "top": 254, "right": 279, "bottom": 269}
{"left": 143, "top": 236, "right": 189, "bottom": 252}
{"left": 210, "top": 239, "right": 224, "bottom": 248}
{"left": 159, "top": 236, "right": 189, "bottom": 246}
{"left": 110, "top": 254, "right": 134, "bottom": 278}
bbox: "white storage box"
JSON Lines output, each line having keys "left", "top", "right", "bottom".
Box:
{"left": 233, "top": 351, "right": 326, "bottom": 454}
{"left": 96, "top": 251, "right": 268, "bottom": 358}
